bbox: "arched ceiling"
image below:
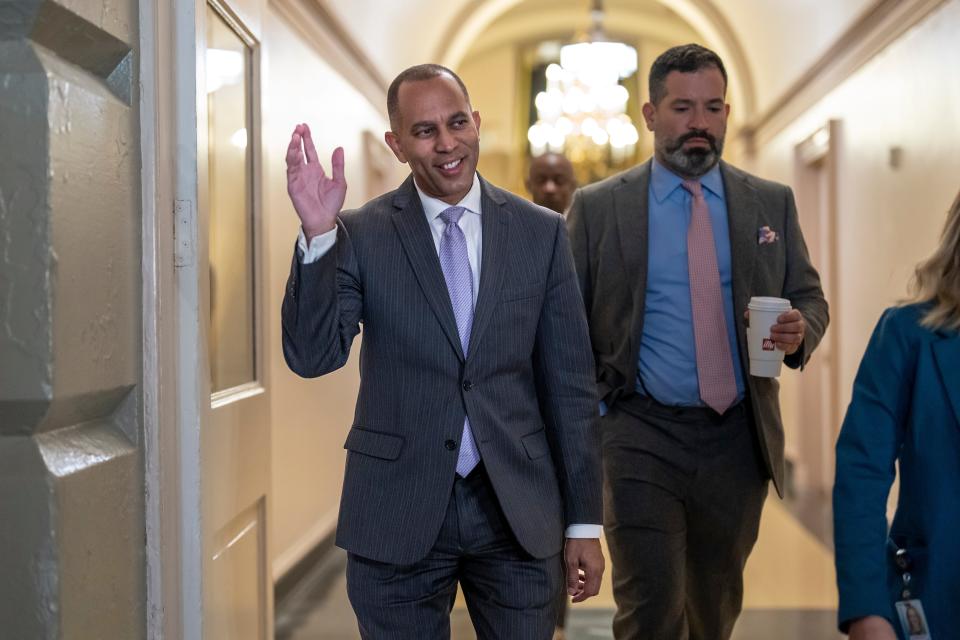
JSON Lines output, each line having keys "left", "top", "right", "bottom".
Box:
{"left": 320, "top": 0, "right": 878, "bottom": 121}
{"left": 439, "top": 0, "right": 758, "bottom": 119}
{"left": 457, "top": 2, "right": 697, "bottom": 58}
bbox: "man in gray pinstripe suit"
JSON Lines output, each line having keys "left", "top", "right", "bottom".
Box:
{"left": 281, "top": 64, "right": 604, "bottom": 639}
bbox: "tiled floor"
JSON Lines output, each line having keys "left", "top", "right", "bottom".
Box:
{"left": 277, "top": 495, "right": 842, "bottom": 639}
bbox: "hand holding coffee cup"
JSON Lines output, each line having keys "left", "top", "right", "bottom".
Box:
{"left": 768, "top": 307, "right": 806, "bottom": 355}
{"left": 746, "top": 297, "right": 805, "bottom": 377}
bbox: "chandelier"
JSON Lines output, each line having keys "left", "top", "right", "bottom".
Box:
{"left": 527, "top": 0, "right": 639, "bottom": 161}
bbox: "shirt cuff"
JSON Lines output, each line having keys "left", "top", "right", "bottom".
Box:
{"left": 297, "top": 226, "right": 337, "bottom": 264}
{"left": 598, "top": 400, "right": 608, "bottom": 417}
{"left": 565, "top": 524, "right": 602, "bottom": 538}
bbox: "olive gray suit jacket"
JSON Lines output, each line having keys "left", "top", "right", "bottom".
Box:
{"left": 282, "top": 174, "right": 602, "bottom": 565}
{"left": 566, "top": 159, "right": 829, "bottom": 495}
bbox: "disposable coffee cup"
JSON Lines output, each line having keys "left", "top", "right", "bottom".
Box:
{"left": 747, "top": 296, "right": 792, "bottom": 377}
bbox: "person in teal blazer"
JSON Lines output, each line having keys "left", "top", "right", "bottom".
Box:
{"left": 834, "top": 190, "right": 960, "bottom": 640}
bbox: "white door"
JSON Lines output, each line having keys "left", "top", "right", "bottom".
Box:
{"left": 197, "top": 1, "right": 272, "bottom": 637}
{"left": 792, "top": 120, "right": 841, "bottom": 496}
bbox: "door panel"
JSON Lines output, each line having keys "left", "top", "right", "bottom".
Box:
{"left": 0, "top": 1, "right": 144, "bottom": 637}
{"left": 209, "top": 500, "right": 268, "bottom": 640}
{"left": 197, "top": 1, "right": 272, "bottom": 637}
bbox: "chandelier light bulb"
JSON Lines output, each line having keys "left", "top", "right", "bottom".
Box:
{"left": 545, "top": 63, "right": 564, "bottom": 83}
{"left": 555, "top": 116, "right": 575, "bottom": 136}
{"left": 581, "top": 117, "right": 599, "bottom": 137}
{"left": 548, "top": 128, "right": 567, "bottom": 152}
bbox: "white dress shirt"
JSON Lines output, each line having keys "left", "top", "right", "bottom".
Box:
{"left": 296, "top": 174, "right": 601, "bottom": 539}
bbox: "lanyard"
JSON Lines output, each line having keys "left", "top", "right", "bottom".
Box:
{"left": 888, "top": 538, "right": 917, "bottom": 599}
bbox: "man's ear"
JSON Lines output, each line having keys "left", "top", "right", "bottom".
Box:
{"left": 384, "top": 131, "right": 407, "bottom": 163}
{"left": 641, "top": 102, "right": 656, "bottom": 132}
{"left": 472, "top": 110, "right": 481, "bottom": 132}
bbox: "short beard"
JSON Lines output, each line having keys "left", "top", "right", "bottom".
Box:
{"left": 657, "top": 130, "right": 724, "bottom": 178}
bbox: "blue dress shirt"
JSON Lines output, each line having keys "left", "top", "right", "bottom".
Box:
{"left": 637, "top": 159, "right": 745, "bottom": 406}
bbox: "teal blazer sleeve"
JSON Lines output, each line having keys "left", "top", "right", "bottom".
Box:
{"left": 833, "top": 303, "right": 960, "bottom": 638}
{"left": 833, "top": 306, "right": 917, "bottom": 632}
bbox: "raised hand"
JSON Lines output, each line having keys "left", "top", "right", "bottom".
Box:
{"left": 285, "top": 123, "right": 347, "bottom": 239}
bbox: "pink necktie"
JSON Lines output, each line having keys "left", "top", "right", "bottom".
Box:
{"left": 683, "top": 180, "right": 738, "bottom": 414}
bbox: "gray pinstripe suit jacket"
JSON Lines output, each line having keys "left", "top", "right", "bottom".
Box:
{"left": 567, "top": 160, "right": 829, "bottom": 496}
{"left": 282, "top": 174, "right": 602, "bottom": 565}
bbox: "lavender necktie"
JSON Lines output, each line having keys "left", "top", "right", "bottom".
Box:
{"left": 682, "top": 180, "right": 738, "bottom": 414}
{"left": 439, "top": 206, "right": 481, "bottom": 476}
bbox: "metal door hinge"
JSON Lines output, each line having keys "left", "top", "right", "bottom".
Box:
{"left": 174, "top": 199, "right": 196, "bottom": 267}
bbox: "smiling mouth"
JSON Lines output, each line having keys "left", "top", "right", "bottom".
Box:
{"left": 439, "top": 158, "right": 462, "bottom": 171}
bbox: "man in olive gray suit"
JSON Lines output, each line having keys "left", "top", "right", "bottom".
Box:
{"left": 567, "top": 45, "right": 828, "bottom": 639}
{"left": 281, "top": 64, "right": 603, "bottom": 639}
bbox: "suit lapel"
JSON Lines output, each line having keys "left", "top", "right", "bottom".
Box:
{"left": 391, "top": 177, "right": 465, "bottom": 361}
{"left": 932, "top": 335, "right": 960, "bottom": 429}
{"left": 613, "top": 161, "right": 651, "bottom": 342}
{"left": 721, "top": 162, "right": 760, "bottom": 338}
{"left": 613, "top": 162, "right": 650, "bottom": 344}
{"left": 468, "top": 178, "right": 510, "bottom": 357}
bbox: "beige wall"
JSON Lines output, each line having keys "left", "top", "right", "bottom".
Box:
{"left": 263, "top": 9, "right": 406, "bottom": 578}
{"left": 459, "top": 44, "right": 522, "bottom": 193}
{"left": 324, "top": 0, "right": 471, "bottom": 78}
{"left": 720, "top": 0, "right": 876, "bottom": 114}
{"left": 751, "top": 0, "right": 960, "bottom": 443}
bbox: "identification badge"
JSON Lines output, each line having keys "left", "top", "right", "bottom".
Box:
{"left": 896, "top": 599, "right": 932, "bottom": 639}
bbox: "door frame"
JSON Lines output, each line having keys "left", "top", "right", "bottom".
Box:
{"left": 791, "top": 118, "right": 842, "bottom": 495}
{"left": 141, "top": 0, "right": 204, "bottom": 637}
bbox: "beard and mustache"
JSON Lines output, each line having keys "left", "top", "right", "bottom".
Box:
{"left": 657, "top": 129, "right": 725, "bottom": 177}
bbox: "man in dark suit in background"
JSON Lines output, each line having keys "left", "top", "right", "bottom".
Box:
{"left": 567, "top": 44, "right": 829, "bottom": 639}
{"left": 526, "top": 152, "right": 577, "bottom": 217}
{"left": 281, "top": 64, "right": 603, "bottom": 639}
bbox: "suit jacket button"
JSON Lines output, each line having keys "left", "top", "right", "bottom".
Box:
{"left": 462, "top": 380, "right": 473, "bottom": 391}
{"left": 444, "top": 439, "right": 457, "bottom": 450}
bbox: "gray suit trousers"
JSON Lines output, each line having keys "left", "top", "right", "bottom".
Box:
{"left": 346, "top": 465, "right": 563, "bottom": 639}
{"left": 602, "top": 395, "right": 769, "bottom": 640}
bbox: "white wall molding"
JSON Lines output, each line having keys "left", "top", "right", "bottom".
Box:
{"left": 272, "top": 511, "right": 338, "bottom": 581}
{"left": 269, "top": 0, "right": 388, "bottom": 114}
{"left": 741, "top": 0, "right": 949, "bottom": 148}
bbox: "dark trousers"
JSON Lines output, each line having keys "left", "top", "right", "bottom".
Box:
{"left": 602, "top": 395, "right": 769, "bottom": 640}
{"left": 346, "top": 465, "right": 562, "bottom": 639}
{"left": 555, "top": 582, "right": 569, "bottom": 630}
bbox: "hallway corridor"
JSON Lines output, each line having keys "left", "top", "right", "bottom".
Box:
{"left": 3, "top": 0, "right": 959, "bottom": 637}
{"left": 276, "top": 496, "right": 842, "bottom": 639}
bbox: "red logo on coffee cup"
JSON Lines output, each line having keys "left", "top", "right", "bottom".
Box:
{"left": 762, "top": 338, "right": 776, "bottom": 351}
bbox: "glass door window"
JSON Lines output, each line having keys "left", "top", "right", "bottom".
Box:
{"left": 205, "top": 4, "right": 256, "bottom": 394}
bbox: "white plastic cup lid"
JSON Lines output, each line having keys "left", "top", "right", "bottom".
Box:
{"left": 748, "top": 296, "right": 791, "bottom": 312}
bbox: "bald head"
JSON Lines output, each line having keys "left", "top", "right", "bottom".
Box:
{"left": 526, "top": 153, "right": 576, "bottom": 214}
{"left": 387, "top": 64, "right": 471, "bottom": 132}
